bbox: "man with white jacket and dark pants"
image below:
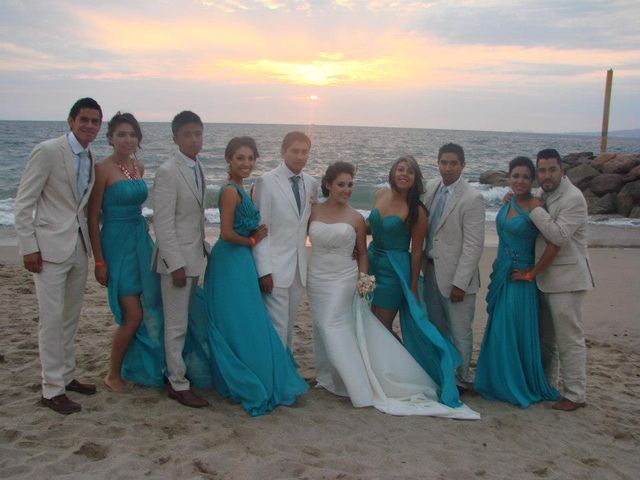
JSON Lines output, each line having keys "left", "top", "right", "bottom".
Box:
{"left": 252, "top": 131, "right": 317, "bottom": 350}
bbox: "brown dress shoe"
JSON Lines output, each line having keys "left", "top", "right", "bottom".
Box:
{"left": 40, "top": 394, "right": 81, "bottom": 415}
{"left": 66, "top": 379, "right": 97, "bottom": 395}
{"left": 167, "top": 386, "right": 209, "bottom": 408}
{"left": 552, "top": 398, "right": 587, "bottom": 411}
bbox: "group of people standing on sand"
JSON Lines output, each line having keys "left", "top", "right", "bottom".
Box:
{"left": 14, "top": 97, "right": 594, "bottom": 419}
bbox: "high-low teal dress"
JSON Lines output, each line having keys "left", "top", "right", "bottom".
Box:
{"left": 367, "top": 208, "right": 463, "bottom": 408}
{"left": 474, "top": 199, "right": 559, "bottom": 407}
{"left": 203, "top": 183, "right": 308, "bottom": 416}
{"left": 100, "top": 179, "right": 211, "bottom": 388}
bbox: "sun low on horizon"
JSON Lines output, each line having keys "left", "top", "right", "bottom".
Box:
{"left": 0, "top": 0, "right": 638, "bottom": 131}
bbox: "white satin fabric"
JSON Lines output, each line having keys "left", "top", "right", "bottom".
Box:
{"left": 307, "top": 221, "right": 479, "bottom": 419}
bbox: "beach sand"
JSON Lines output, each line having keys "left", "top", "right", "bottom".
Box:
{"left": 1, "top": 236, "right": 639, "bottom": 479}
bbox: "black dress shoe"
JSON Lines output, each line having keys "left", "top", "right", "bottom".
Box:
{"left": 66, "top": 379, "right": 97, "bottom": 395}
{"left": 40, "top": 394, "right": 81, "bottom": 415}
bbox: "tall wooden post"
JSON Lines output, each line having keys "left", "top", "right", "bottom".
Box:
{"left": 600, "top": 69, "right": 613, "bottom": 153}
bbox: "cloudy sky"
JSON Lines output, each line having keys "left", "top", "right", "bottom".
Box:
{"left": 1, "top": 0, "right": 638, "bottom": 132}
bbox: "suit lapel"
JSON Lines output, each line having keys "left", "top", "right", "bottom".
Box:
{"left": 435, "top": 180, "right": 463, "bottom": 232}
{"left": 77, "top": 150, "right": 96, "bottom": 210}
{"left": 176, "top": 156, "right": 202, "bottom": 207}
{"left": 61, "top": 138, "right": 78, "bottom": 204}
{"left": 275, "top": 166, "right": 300, "bottom": 216}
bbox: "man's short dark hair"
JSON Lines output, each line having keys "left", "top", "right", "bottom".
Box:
{"left": 536, "top": 148, "right": 562, "bottom": 167}
{"left": 438, "top": 143, "right": 465, "bottom": 163}
{"left": 68, "top": 97, "right": 102, "bottom": 120}
{"left": 171, "top": 111, "right": 203, "bottom": 136}
{"left": 281, "top": 131, "right": 311, "bottom": 154}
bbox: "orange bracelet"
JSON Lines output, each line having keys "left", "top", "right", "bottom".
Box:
{"left": 95, "top": 260, "right": 106, "bottom": 267}
{"left": 248, "top": 236, "right": 256, "bottom": 246}
{"left": 522, "top": 271, "right": 534, "bottom": 282}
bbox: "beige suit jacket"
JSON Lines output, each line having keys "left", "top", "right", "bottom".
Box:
{"left": 530, "top": 177, "right": 595, "bottom": 293}
{"left": 251, "top": 164, "right": 317, "bottom": 288}
{"left": 151, "top": 153, "right": 208, "bottom": 277}
{"left": 422, "top": 177, "right": 485, "bottom": 297}
{"left": 14, "top": 134, "right": 95, "bottom": 262}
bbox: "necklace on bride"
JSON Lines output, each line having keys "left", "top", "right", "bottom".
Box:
{"left": 117, "top": 158, "right": 139, "bottom": 180}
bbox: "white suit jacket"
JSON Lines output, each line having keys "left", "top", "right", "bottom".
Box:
{"left": 422, "top": 177, "right": 485, "bottom": 297}
{"left": 251, "top": 164, "right": 317, "bottom": 288}
{"left": 151, "top": 153, "right": 208, "bottom": 277}
{"left": 530, "top": 177, "right": 595, "bottom": 293}
{"left": 14, "top": 134, "right": 95, "bottom": 262}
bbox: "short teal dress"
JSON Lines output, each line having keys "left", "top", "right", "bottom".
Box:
{"left": 474, "top": 199, "right": 559, "bottom": 407}
{"left": 100, "top": 179, "right": 211, "bottom": 388}
{"left": 367, "top": 208, "right": 463, "bottom": 408}
{"left": 203, "top": 183, "right": 308, "bottom": 416}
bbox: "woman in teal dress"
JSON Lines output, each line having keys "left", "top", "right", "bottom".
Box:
{"left": 88, "top": 113, "right": 210, "bottom": 392}
{"left": 367, "top": 155, "right": 463, "bottom": 408}
{"left": 203, "top": 136, "right": 308, "bottom": 416}
{"left": 474, "top": 156, "right": 560, "bottom": 407}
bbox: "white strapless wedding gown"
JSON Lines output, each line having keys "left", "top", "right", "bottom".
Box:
{"left": 307, "top": 221, "right": 479, "bottom": 419}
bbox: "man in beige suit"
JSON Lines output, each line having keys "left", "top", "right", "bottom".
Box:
{"left": 152, "top": 111, "right": 209, "bottom": 408}
{"left": 530, "top": 148, "right": 594, "bottom": 411}
{"left": 422, "top": 143, "right": 485, "bottom": 391}
{"left": 14, "top": 98, "right": 103, "bottom": 414}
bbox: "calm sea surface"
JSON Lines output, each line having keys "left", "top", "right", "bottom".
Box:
{"left": 2, "top": 121, "right": 640, "bottom": 229}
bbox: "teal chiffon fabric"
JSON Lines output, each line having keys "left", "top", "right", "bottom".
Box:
{"left": 474, "top": 199, "right": 559, "bottom": 407}
{"left": 100, "top": 179, "right": 211, "bottom": 388}
{"left": 367, "top": 208, "right": 463, "bottom": 408}
{"left": 202, "top": 183, "right": 308, "bottom": 416}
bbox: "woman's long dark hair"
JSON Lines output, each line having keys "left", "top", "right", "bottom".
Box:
{"left": 388, "top": 155, "right": 427, "bottom": 227}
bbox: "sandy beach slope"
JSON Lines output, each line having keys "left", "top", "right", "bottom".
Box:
{"left": 0, "top": 245, "right": 638, "bottom": 479}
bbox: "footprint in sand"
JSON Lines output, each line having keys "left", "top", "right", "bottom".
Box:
{"left": 74, "top": 442, "right": 109, "bottom": 461}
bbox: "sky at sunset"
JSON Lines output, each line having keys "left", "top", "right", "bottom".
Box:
{"left": 1, "top": 0, "right": 638, "bottom": 132}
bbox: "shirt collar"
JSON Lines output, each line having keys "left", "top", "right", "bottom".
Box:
{"left": 282, "top": 163, "right": 302, "bottom": 179}
{"left": 178, "top": 149, "right": 198, "bottom": 167}
{"left": 67, "top": 132, "right": 87, "bottom": 156}
{"left": 439, "top": 176, "right": 462, "bottom": 194}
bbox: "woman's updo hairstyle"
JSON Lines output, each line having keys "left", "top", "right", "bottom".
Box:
{"left": 321, "top": 161, "right": 356, "bottom": 197}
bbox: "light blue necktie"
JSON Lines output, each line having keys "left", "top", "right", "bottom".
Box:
{"left": 427, "top": 187, "right": 449, "bottom": 255}
{"left": 76, "top": 150, "right": 90, "bottom": 203}
{"left": 290, "top": 175, "right": 302, "bottom": 214}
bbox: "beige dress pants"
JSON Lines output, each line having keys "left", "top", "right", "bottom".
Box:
{"left": 539, "top": 290, "right": 587, "bottom": 403}
{"left": 34, "top": 236, "right": 88, "bottom": 399}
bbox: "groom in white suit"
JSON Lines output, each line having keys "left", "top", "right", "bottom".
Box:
{"left": 152, "top": 111, "right": 209, "bottom": 408}
{"left": 252, "top": 131, "right": 317, "bottom": 349}
{"left": 422, "top": 143, "right": 485, "bottom": 390}
{"left": 14, "top": 98, "right": 103, "bottom": 414}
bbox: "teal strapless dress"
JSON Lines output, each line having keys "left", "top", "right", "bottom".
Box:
{"left": 474, "top": 199, "right": 559, "bottom": 407}
{"left": 203, "top": 183, "right": 308, "bottom": 416}
{"left": 367, "top": 208, "right": 463, "bottom": 408}
{"left": 100, "top": 179, "right": 211, "bottom": 388}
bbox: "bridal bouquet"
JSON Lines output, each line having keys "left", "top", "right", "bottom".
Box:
{"left": 357, "top": 272, "right": 376, "bottom": 303}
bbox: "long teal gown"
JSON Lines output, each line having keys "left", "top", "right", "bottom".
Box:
{"left": 367, "top": 208, "right": 463, "bottom": 408}
{"left": 203, "top": 183, "right": 308, "bottom": 416}
{"left": 100, "top": 179, "right": 211, "bottom": 388}
{"left": 474, "top": 199, "right": 559, "bottom": 407}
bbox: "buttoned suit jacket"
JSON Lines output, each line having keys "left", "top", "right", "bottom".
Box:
{"left": 151, "top": 153, "right": 208, "bottom": 277}
{"left": 14, "top": 134, "right": 95, "bottom": 262}
{"left": 251, "top": 164, "right": 317, "bottom": 288}
{"left": 422, "top": 177, "right": 485, "bottom": 297}
{"left": 530, "top": 177, "right": 595, "bottom": 293}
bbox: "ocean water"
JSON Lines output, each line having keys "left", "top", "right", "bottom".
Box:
{"left": 2, "top": 120, "right": 640, "bottom": 229}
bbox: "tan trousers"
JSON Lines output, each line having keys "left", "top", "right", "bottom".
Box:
{"left": 263, "top": 269, "right": 304, "bottom": 350}
{"left": 161, "top": 275, "right": 197, "bottom": 392}
{"left": 539, "top": 291, "right": 587, "bottom": 403}
{"left": 423, "top": 266, "right": 476, "bottom": 387}
{"left": 34, "top": 237, "right": 88, "bottom": 399}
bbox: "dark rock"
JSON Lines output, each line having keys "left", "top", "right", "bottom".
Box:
{"left": 566, "top": 164, "right": 600, "bottom": 190}
{"left": 614, "top": 191, "right": 635, "bottom": 216}
{"left": 619, "top": 180, "right": 640, "bottom": 202}
{"left": 601, "top": 153, "right": 640, "bottom": 175}
{"left": 563, "top": 152, "right": 594, "bottom": 166}
{"left": 479, "top": 170, "right": 509, "bottom": 186}
{"left": 589, "top": 193, "right": 616, "bottom": 214}
{"left": 629, "top": 206, "right": 640, "bottom": 219}
{"left": 591, "top": 153, "right": 617, "bottom": 172}
{"left": 623, "top": 165, "right": 640, "bottom": 183}
{"left": 589, "top": 174, "right": 625, "bottom": 196}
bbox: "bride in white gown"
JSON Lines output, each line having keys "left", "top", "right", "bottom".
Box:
{"left": 307, "top": 162, "right": 479, "bottom": 419}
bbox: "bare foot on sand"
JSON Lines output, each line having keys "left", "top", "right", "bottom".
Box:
{"left": 103, "top": 376, "right": 132, "bottom": 393}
